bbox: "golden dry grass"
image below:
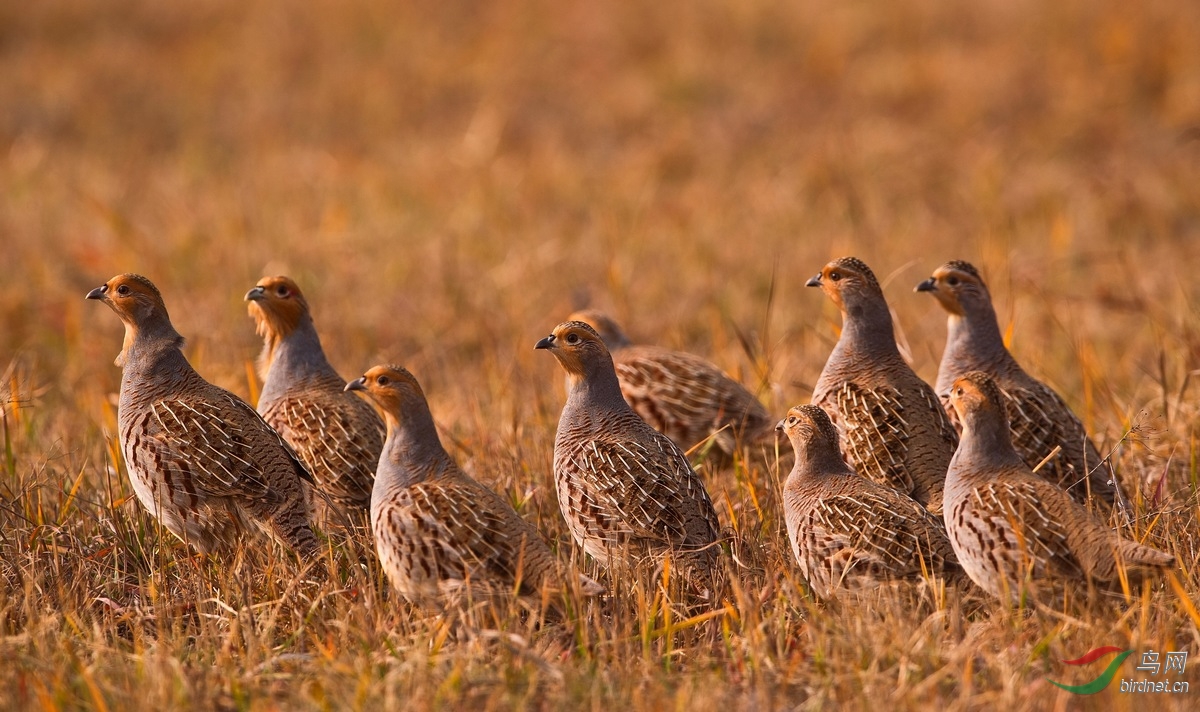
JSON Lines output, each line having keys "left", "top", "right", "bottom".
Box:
{"left": 2, "top": 0, "right": 1200, "bottom": 708}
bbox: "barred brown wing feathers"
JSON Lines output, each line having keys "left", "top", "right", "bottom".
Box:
{"left": 564, "top": 438, "right": 689, "bottom": 545}
{"left": 920, "top": 384, "right": 960, "bottom": 451}
{"left": 558, "top": 431, "right": 718, "bottom": 555}
{"left": 377, "top": 479, "right": 554, "bottom": 596}
{"left": 262, "top": 393, "right": 381, "bottom": 507}
{"left": 147, "top": 396, "right": 275, "bottom": 499}
{"left": 968, "top": 480, "right": 1085, "bottom": 580}
{"left": 999, "top": 384, "right": 1067, "bottom": 479}
{"left": 830, "top": 382, "right": 916, "bottom": 496}
{"left": 614, "top": 347, "right": 770, "bottom": 454}
{"left": 815, "top": 491, "right": 950, "bottom": 574}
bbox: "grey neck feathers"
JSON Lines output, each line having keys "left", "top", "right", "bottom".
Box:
{"left": 941, "top": 296, "right": 1016, "bottom": 383}
{"left": 564, "top": 353, "right": 629, "bottom": 418}
{"left": 260, "top": 316, "right": 339, "bottom": 400}
{"left": 375, "top": 397, "right": 456, "bottom": 490}
{"left": 790, "top": 435, "right": 854, "bottom": 481}
{"left": 955, "top": 407, "right": 1024, "bottom": 474}
{"left": 119, "top": 318, "right": 191, "bottom": 387}
{"left": 835, "top": 293, "right": 901, "bottom": 360}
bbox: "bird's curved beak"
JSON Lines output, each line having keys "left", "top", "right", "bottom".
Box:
{"left": 804, "top": 274, "right": 822, "bottom": 288}
{"left": 245, "top": 286, "right": 266, "bottom": 302}
{"left": 344, "top": 377, "right": 367, "bottom": 393}
{"left": 535, "top": 335, "right": 555, "bottom": 350}
{"left": 915, "top": 277, "right": 937, "bottom": 293}
{"left": 775, "top": 419, "right": 785, "bottom": 432}
{"left": 86, "top": 286, "right": 107, "bottom": 301}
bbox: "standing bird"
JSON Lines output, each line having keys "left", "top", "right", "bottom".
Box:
{"left": 346, "top": 365, "right": 599, "bottom": 603}
{"left": 87, "top": 274, "right": 318, "bottom": 556}
{"left": 348, "top": 367, "right": 595, "bottom": 605}
{"left": 536, "top": 321, "right": 722, "bottom": 570}
{"left": 246, "top": 276, "right": 384, "bottom": 517}
{"left": 779, "top": 404, "right": 960, "bottom": 600}
{"left": 807, "top": 257, "right": 958, "bottom": 513}
{"left": 567, "top": 309, "right": 776, "bottom": 458}
{"left": 943, "top": 372, "right": 1172, "bottom": 602}
{"left": 916, "top": 261, "right": 1127, "bottom": 512}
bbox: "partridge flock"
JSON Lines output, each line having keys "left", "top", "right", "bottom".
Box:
{"left": 85, "top": 257, "right": 1174, "bottom": 610}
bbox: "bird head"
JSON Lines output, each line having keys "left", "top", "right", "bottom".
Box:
{"left": 86, "top": 274, "right": 180, "bottom": 365}
{"left": 245, "top": 275, "right": 311, "bottom": 340}
{"left": 344, "top": 364, "right": 426, "bottom": 421}
{"left": 535, "top": 321, "right": 610, "bottom": 389}
{"left": 915, "top": 261, "right": 990, "bottom": 316}
{"left": 805, "top": 256, "right": 883, "bottom": 313}
{"left": 776, "top": 404, "right": 842, "bottom": 462}
{"left": 946, "top": 371, "right": 1007, "bottom": 427}
{"left": 86, "top": 273, "right": 170, "bottom": 327}
{"left": 566, "top": 309, "right": 632, "bottom": 349}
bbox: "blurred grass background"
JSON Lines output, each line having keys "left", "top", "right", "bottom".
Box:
{"left": 2, "top": 0, "right": 1200, "bottom": 709}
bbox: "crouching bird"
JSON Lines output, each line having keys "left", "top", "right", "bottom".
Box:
{"left": 778, "top": 404, "right": 962, "bottom": 600}
{"left": 943, "top": 372, "right": 1173, "bottom": 603}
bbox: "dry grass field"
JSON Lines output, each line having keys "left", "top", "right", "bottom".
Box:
{"left": 3, "top": 0, "right": 1200, "bottom": 708}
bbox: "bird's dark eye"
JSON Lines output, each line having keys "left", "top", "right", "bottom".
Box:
{"left": 787, "top": 416, "right": 797, "bottom": 425}
{"left": 955, "top": 387, "right": 963, "bottom": 397}
{"left": 116, "top": 285, "right": 130, "bottom": 296}
{"left": 829, "top": 272, "right": 841, "bottom": 282}
{"left": 377, "top": 376, "right": 390, "bottom": 386}
{"left": 566, "top": 333, "right": 580, "bottom": 344}
{"left": 947, "top": 276, "right": 959, "bottom": 286}
{"left": 276, "top": 286, "right": 289, "bottom": 297}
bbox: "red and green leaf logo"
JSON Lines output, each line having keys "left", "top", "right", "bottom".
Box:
{"left": 1047, "top": 647, "right": 1134, "bottom": 694}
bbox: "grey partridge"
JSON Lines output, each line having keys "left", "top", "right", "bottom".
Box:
{"left": 944, "top": 372, "right": 1172, "bottom": 602}
{"left": 536, "top": 321, "right": 722, "bottom": 570}
{"left": 807, "top": 257, "right": 958, "bottom": 513}
{"left": 916, "top": 261, "right": 1128, "bottom": 513}
{"left": 347, "top": 365, "right": 600, "bottom": 603}
{"left": 779, "top": 404, "right": 961, "bottom": 600}
{"left": 247, "top": 276, "right": 384, "bottom": 515}
{"left": 568, "top": 309, "right": 775, "bottom": 458}
{"left": 87, "top": 274, "right": 318, "bottom": 557}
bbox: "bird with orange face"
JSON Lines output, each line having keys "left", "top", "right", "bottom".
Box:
{"left": 246, "top": 276, "right": 384, "bottom": 518}
{"left": 916, "top": 260, "right": 1127, "bottom": 513}
{"left": 87, "top": 274, "right": 318, "bottom": 557}
{"left": 536, "top": 321, "right": 722, "bottom": 572}
{"left": 943, "top": 371, "right": 1171, "bottom": 601}
{"left": 807, "top": 257, "right": 958, "bottom": 513}
{"left": 777, "top": 404, "right": 960, "bottom": 600}
{"left": 346, "top": 364, "right": 602, "bottom": 604}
